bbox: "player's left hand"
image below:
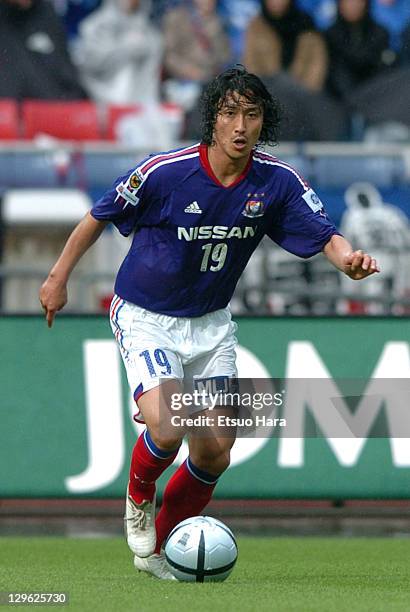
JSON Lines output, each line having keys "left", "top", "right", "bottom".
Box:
{"left": 342, "top": 250, "right": 380, "bottom": 280}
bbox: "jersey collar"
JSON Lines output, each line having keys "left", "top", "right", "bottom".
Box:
{"left": 199, "top": 143, "right": 253, "bottom": 189}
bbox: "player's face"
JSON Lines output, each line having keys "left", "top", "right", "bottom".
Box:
{"left": 212, "top": 94, "right": 264, "bottom": 161}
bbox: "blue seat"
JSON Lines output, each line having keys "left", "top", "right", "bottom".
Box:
{"left": 279, "top": 155, "right": 312, "bottom": 182}
{"left": 0, "top": 151, "right": 80, "bottom": 188}
{"left": 82, "top": 152, "right": 149, "bottom": 189}
{"left": 312, "top": 156, "right": 405, "bottom": 187}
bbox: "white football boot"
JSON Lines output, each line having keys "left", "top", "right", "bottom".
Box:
{"left": 134, "top": 553, "right": 177, "bottom": 580}
{"left": 124, "top": 485, "right": 156, "bottom": 557}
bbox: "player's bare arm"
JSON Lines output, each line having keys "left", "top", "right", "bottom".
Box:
{"left": 323, "top": 234, "right": 380, "bottom": 280}
{"left": 39, "top": 212, "right": 108, "bottom": 328}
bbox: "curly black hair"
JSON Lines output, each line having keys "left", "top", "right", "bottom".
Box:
{"left": 199, "top": 66, "right": 282, "bottom": 147}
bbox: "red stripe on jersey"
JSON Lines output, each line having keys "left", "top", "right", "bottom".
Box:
{"left": 253, "top": 151, "right": 310, "bottom": 189}
{"left": 139, "top": 145, "right": 199, "bottom": 176}
{"left": 253, "top": 151, "right": 278, "bottom": 162}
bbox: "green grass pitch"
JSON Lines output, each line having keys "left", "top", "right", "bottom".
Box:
{"left": 1, "top": 537, "right": 410, "bottom": 611}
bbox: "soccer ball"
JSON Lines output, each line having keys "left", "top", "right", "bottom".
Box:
{"left": 164, "top": 516, "right": 238, "bottom": 582}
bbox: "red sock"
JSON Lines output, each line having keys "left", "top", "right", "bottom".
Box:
{"left": 154, "top": 458, "right": 219, "bottom": 553}
{"left": 129, "top": 430, "right": 179, "bottom": 504}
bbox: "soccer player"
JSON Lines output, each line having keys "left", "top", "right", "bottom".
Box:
{"left": 39, "top": 66, "right": 379, "bottom": 580}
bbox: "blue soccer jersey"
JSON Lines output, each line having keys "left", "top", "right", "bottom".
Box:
{"left": 91, "top": 143, "right": 339, "bottom": 316}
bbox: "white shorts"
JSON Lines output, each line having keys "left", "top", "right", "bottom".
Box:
{"left": 109, "top": 295, "right": 238, "bottom": 418}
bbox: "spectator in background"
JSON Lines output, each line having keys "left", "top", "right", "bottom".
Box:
{"left": 0, "top": 0, "right": 86, "bottom": 100}
{"left": 243, "top": 0, "right": 328, "bottom": 92}
{"left": 217, "top": 0, "right": 335, "bottom": 60}
{"left": 242, "top": 0, "right": 346, "bottom": 140}
{"left": 325, "top": 0, "right": 410, "bottom": 138}
{"left": 325, "top": 0, "right": 393, "bottom": 102}
{"left": 340, "top": 182, "right": 410, "bottom": 313}
{"left": 76, "top": 0, "right": 162, "bottom": 105}
{"left": 162, "top": 0, "right": 231, "bottom": 108}
{"left": 296, "top": 0, "right": 410, "bottom": 45}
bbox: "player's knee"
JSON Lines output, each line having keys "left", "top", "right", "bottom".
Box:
{"left": 192, "top": 449, "right": 231, "bottom": 475}
{"left": 149, "top": 430, "right": 182, "bottom": 453}
{"left": 144, "top": 413, "right": 183, "bottom": 452}
{"left": 214, "top": 452, "right": 230, "bottom": 474}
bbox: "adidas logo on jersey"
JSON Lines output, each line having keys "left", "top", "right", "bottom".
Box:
{"left": 184, "top": 201, "right": 202, "bottom": 214}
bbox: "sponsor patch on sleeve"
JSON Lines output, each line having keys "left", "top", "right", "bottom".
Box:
{"left": 302, "top": 188, "right": 323, "bottom": 213}
{"left": 115, "top": 182, "right": 140, "bottom": 207}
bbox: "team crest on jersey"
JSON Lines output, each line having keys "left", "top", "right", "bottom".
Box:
{"left": 242, "top": 196, "right": 265, "bottom": 218}
{"left": 129, "top": 172, "right": 142, "bottom": 190}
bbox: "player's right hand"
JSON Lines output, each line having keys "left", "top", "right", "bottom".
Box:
{"left": 39, "top": 277, "right": 68, "bottom": 328}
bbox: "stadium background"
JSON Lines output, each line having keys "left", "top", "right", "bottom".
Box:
{"left": 1, "top": 0, "right": 410, "bottom": 607}
{"left": 1, "top": 142, "right": 409, "bottom": 514}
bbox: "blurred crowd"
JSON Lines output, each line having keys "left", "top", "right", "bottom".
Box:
{"left": 1, "top": 0, "right": 410, "bottom": 141}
